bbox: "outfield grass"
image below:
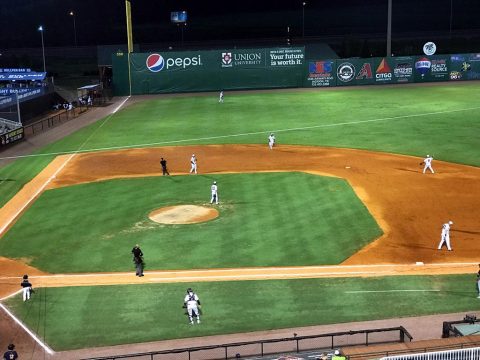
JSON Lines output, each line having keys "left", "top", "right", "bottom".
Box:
{"left": 0, "top": 172, "right": 381, "bottom": 272}
{"left": 0, "top": 83, "right": 479, "bottom": 208}
{"left": 5, "top": 274, "right": 480, "bottom": 350}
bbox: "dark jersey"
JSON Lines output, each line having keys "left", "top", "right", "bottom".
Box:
{"left": 132, "top": 247, "right": 143, "bottom": 258}
{"left": 160, "top": 159, "right": 167, "bottom": 169}
{"left": 3, "top": 350, "right": 18, "bottom": 360}
{"left": 21, "top": 280, "right": 32, "bottom": 288}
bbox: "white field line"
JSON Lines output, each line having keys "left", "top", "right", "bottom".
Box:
{"left": 0, "top": 97, "right": 131, "bottom": 237}
{"left": 345, "top": 290, "right": 441, "bottom": 293}
{"left": 0, "top": 303, "right": 55, "bottom": 355}
{"left": 0, "top": 289, "right": 22, "bottom": 301}
{"left": 147, "top": 271, "right": 392, "bottom": 281}
{"left": 0, "top": 153, "right": 76, "bottom": 236}
{"left": 0, "top": 262, "right": 476, "bottom": 281}
{"left": 0, "top": 105, "right": 479, "bottom": 161}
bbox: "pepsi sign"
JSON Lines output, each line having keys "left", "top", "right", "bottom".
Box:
{"left": 146, "top": 53, "right": 203, "bottom": 72}
{"left": 146, "top": 54, "right": 165, "bottom": 72}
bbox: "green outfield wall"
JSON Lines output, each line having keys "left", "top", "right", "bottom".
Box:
{"left": 113, "top": 47, "right": 305, "bottom": 95}
{"left": 113, "top": 49, "right": 480, "bottom": 95}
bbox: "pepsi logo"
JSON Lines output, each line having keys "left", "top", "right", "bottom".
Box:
{"left": 146, "top": 54, "right": 165, "bottom": 72}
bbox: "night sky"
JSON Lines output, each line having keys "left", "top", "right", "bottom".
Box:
{"left": 1, "top": 0, "right": 480, "bottom": 48}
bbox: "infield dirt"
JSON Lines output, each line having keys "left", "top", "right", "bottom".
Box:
{"left": 0, "top": 144, "right": 479, "bottom": 298}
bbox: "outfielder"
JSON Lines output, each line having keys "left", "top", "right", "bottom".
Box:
{"left": 190, "top": 154, "right": 197, "bottom": 174}
{"left": 438, "top": 221, "right": 453, "bottom": 251}
{"left": 219, "top": 90, "right": 224, "bottom": 103}
{"left": 20, "top": 274, "right": 33, "bottom": 301}
{"left": 183, "top": 288, "right": 201, "bottom": 324}
{"left": 210, "top": 181, "right": 219, "bottom": 204}
{"left": 422, "top": 155, "right": 434, "bottom": 174}
{"left": 268, "top": 133, "right": 275, "bottom": 150}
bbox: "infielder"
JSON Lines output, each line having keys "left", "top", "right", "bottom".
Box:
{"left": 219, "top": 90, "right": 224, "bottom": 103}
{"left": 20, "top": 274, "right": 33, "bottom": 301}
{"left": 190, "top": 154, "right": 197, "bottom": 174}
{"left": 422, "top": 155, "right": 434, "bottom": 174}
{"left": 183, "top": 288, "right": 201, "bottom": 324}
{"left": 210, "top": 181, "right": 219, "bottom": 204}
{"left": 438, "top": 221, "right": 453, "bottom": 251}
{"left": 268, "top": 133, "right": 275, "bottom": 150}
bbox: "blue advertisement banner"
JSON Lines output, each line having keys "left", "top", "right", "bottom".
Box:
{"left": 0, "top": 72, "right": 46, "bottom": 80}
{"left": 306, "top": 60, "right": 336, "bottom": 87}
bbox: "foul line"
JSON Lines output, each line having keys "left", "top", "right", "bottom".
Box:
{"left": 0, "top": 105, "right": 479, "bottom": 161}
{"left": 0, "top": 97, "right": 131, "bottom": 237}
{"left": 345, "top": 289, "right": 440, "bottom": 294}
{"left": 0, "top": 303, "right": 55, "bottom": 355}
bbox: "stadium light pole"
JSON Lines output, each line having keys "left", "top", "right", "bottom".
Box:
{"left": 302, "top": 2, "right": 306, "bottom": 38}
{"left": 386, "top": 0, "right": 392, "bottom": 57}
{"left": 69, "top": 11, "right": 78, "bottom": 46}
{"left": 38, "top": 26, "right": 46, "bottom": 73}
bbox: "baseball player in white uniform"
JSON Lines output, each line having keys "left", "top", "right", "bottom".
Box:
{"left": 438, "top": 221, "right": 453, "bottom": 250}
{"left": 422, "top": 155, "right": 434, "bottom": 174}
{"left": 183, "top": 288, "right": 201, "bottom": 324}
{"left": 219, "top": 90, "right": 224, "bottom": 103}
{"left": 268, "top": 133, "right": 275, "bottom": 150}
{"left": 190, "top": 154, "right": 197, "bottom": 174}
{"left": 210, "top": 181, "right": 219, "bottom": 204}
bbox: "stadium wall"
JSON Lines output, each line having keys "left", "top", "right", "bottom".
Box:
{"left": 112, "top": 50, "right": 480, "bottom": 95}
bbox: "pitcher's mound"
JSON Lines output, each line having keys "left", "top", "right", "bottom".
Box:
{"left": 149, "top": 205, "right": 219, "bottom": 224}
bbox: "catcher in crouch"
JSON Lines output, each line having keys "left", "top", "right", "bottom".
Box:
{"left": 183, "top": 288, "right": 202, "bottom": 324}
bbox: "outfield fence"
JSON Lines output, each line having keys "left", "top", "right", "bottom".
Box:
{"left": 379, "top": 346, "right": 480, "bottom": 360}
{"left": 80, "top": 326, "right": 411, "bottom": 360}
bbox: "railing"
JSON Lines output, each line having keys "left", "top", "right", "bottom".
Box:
{"left": 347, "top": 340, "right": 480, "bottom": 359}
{"left": 22, "top": 105, "right": 88, "bottom": 137}
{"left": 379, "top": 346, "right": 480, "bottom": 360}
{"left": 80, "top": 326, "right": 411, "bottom": 360}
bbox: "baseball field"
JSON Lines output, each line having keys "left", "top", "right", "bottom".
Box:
{"left": 0, "top": 82, "right": 479, "bottom": 353}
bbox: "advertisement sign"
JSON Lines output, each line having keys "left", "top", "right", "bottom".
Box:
{"left": 414, "top": 55, "right": 449, "bottom": 82}
{"left": 306, "top": 60, "right": 335, "bottom": 87}
{"left": 374, "top": 58, "right": 394, "bottom": 84}
{"left": 268, "top": 48, "right": 304, "bottom": 67}
{"left": 391, "top": 57, "right": 414, "bottom": 83}
{"left": 0, "top": 72, "right": 46, "bottom": 81}
{"left": 0, "top": 127, "right": 24, "bottom": 147}
{"left": 126, "top": 47, "right": 305, "bottom": 94}
{"left": 450, "top": 53, "right": 480, "bottom": 81}
{"left": 335, "top": 59, "right": 375, "bottom": 86}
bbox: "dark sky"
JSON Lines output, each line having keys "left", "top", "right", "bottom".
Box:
{"left": 1, "top": 0, "right": 479, "bottom": 48}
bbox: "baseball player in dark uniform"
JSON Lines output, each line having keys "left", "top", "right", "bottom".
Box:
{"left": 3, "top": 344, "right": 18, "bottom": 360}
{"left": 20, "top": 274, "right": 33, "bottom": 301}
{"left": 160, "top": 157, "right": 169, "bottom": 176}
{"left": 131, "top": 244, "right": 144, "bottom": 277}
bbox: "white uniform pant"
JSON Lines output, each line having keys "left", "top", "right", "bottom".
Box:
{"left": 187, "top": 304, "right": 200, "bottom": 323}
{"left": 423, "top": 164, "right": 434, "bottom": 173}
{"left": 477, "top": 280, "right": 480, "bottom": 297}
{"left": 438, "top": 232, "right": 451, "bottom": 250}
{"left": 190, "top": 164, "right": 197, "bottom": 174}
{"left": 269, "top": 141, "right": 274, "bottom": 150}
{"left": 22, "top": 287, "right": 31, "bottom": 301}
{"left": 210, "top": 193, "right": 218, "bottom": 204}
